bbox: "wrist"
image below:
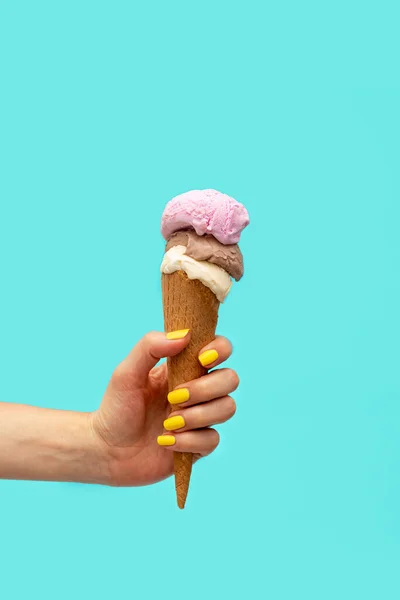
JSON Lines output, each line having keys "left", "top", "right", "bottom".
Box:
{"left": 82, "top": 412, "right": 113, "bottom": 486}
{"left": 37, "top": 410, "right": 113, "bottom": 486}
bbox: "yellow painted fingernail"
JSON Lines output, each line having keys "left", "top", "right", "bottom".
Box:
{"left": 163, "top": 415, "right": 185, "bottom": 431}
{"left": 199, "top": 349, "right": 219, "bottom": 367}
{"left": 168, "top": 388, "right": 190, "bottom": 405}
{"left": 166, "top": 329, "right": 190, "bottom": 340}
{"left": 157, "top": 435, "right": 176, "bottom": 446}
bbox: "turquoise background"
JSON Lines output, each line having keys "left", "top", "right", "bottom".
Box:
{"left": 0, "top": 1, "right": 399, "bottom": 598}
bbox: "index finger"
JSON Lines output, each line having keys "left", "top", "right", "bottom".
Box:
{"left": 198, "top": 335, "right": 233, "bottom": 369}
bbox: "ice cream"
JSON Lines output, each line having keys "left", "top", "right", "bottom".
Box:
{"left": 161, "top": 188, "right": 249, "bottom": 509}
{"left": 161, "top": 245, "right": 232, "bottom": 302}
{"left": 165, "top": 230, "right": 244, "bottom": 281}
{"left": 161, "top": 188, "right": 249, "bottom": 245}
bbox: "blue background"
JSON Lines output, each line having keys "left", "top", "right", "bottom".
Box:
{"left": 0, "top": 1, "right": 399, "bottom": 598}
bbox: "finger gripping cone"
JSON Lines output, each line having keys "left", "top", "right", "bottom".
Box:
{"left": 162, "top": 270, "right": 219, "bottom": 508}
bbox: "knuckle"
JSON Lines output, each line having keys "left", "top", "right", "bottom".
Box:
{"left": 210, "top": 429, "right": 220, "bottom": 450}
{"left": 221, "top": 337, "right": 233, "bottom": 356}
{"left": 143, "top": 331, "right": 158, "bottom": 347}
{"left": 111, "top": 361, "right": 134, "bottom": 390}
{"left": 225, "top": 396, "right": 237, "bottom": 418}
{"left": 226, "top": 368, "right": 240, "bottom": 391}
{"left": 111, "top": 363, "right": 128, "bottom": 384}
{"left": 149, "top": 363, "right": 167, "bottom": 386}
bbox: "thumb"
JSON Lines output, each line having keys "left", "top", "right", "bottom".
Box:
{"left": 116, "top": 329, "right": 190, "bottom": 385}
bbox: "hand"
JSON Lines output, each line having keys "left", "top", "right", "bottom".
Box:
{"left": 90, "top": 330, "right": 239, "bottom": 486}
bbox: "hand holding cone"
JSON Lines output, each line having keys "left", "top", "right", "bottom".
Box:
{"left": 160, "top": 189, "right": 249, "bottom": 508}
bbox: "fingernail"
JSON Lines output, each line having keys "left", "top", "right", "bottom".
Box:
{"left": 157, "top": 435, "right": 176, "bottom": 446}
{"left": 166, "top": 329, "right": 190, "bottom": 340}
{"left": 163, "top": 415, "right": 185, "bottom": 431}
{"left": 199, "top": 349, "right": 219, "bottom": 367}
{"left": 168, "top": 388, "right": 190, "bottom": 405}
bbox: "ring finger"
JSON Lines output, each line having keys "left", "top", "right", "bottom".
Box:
{"left": 163, "top": 395, "right": 236, "bottom": 433}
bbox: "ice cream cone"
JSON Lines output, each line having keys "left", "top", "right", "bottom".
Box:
{"left": 162, "top": 269, "right": 219, "bottom": 508}
{"left": 160, "top": 188, "right": 249, "bottom": 508}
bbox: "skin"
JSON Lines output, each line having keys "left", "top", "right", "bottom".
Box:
{"left": 0, "top": 331, "right": 238, "bottom": 487}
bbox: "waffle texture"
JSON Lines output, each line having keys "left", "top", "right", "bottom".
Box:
{"left": 162, "top": 270, "right": 219, "bottom": 508}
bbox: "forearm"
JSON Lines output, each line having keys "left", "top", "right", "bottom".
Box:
{"left": 0, "top": 402, "right": 110, "bottom": 484}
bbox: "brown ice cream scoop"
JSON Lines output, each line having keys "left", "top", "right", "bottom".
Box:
{"left": 166, "top": 230, "right": 244, "bottom": 281}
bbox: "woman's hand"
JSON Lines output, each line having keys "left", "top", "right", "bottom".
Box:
{"left": 90, "top": 330, "right": 239, "bottom": 486}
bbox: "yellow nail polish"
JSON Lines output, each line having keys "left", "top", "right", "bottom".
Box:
{"left": 168, "top": 388, "right": 190, "bottom": 405}
{"left": 157, "top": 435, "right": 176, "bottom": 446}
{"left": 163, "top": 415, "right": 185, "bottom": 431}
{"left": 199, "top": 349, "right": 219, "bottom": 367}
{"left": 166, "top": 329, "right": 190, "bottom": 340}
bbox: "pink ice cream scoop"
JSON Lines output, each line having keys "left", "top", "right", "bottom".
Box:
{"left": 161, "top": 189, "right": 249, "bottom": 245}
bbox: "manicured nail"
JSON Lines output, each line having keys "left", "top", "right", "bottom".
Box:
{"left": 163, "top": 415, "right": 185, "bottom": 431}
{"left": 157, "top": 435, "right": 176, "bottom": 446}
{"left": 166, "top": 329, "right": 190, "bottom": 340}
{"left": 168, "top": 388, "right": 190, "bottom": 405}
{"left": 199, "top": 348, "right": 219, "bottom": 367}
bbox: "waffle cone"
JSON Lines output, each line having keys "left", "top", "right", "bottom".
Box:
{"left": 162, "top": 270, "right": 220, "bottom": 508}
